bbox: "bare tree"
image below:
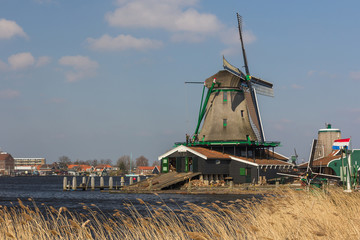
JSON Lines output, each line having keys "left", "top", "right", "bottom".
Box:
{"left": 100, "top": 159, "right": 112, "bottom": 165}
{"left": 152, "top": 160, "right": 159, "bottom": 167}
{"left": 85, "top": 159, "right": 98, "bottom": 167}
{"left": 58, "top": 156, "right": 71, "bottom": 169}
{"left": 73, "top": 159, "right": 86, "bottom": 165}
{"left": 116, "top": 155, "right": 132, "bottom": 174}
{"left": 136, "top": 156, "right": 149, "bottom": 167}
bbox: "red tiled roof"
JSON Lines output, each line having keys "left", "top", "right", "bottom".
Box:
{"left": 298, "top": 150, "right": 341, "bottom": 168}
{"left": 0, "top": 153, "right": 13, "bottom": 161}
{"left": 189, "top": 147, "right": 291, "bottom": 165}
{"left": 233, "top": 156, "right": 292, "bottom": 165}
{"left": 94, "top": 164, "right": 112, "bottom": 169}
{"left": 68, "top": 164, "right": 92, "bottom": 171}
{"left": 137, "top": 166, "right": 155, "bottom": 170}
{"left": 264, "top": 149, "right": 288, "bottom": 161}
{"left": 189, "top": 147, "right": 232, "bottom": 159}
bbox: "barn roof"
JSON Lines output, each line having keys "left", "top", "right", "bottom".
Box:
{"left": 158, "top": 145, "right": 291, "bottom": 166}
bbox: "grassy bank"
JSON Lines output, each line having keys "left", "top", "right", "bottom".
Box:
{"left": 1, "top": 188, "right": 360, "bottom": 239}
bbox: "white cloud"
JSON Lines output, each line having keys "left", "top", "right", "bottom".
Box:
{"left": 0, "top": 19, "right": 27, "bottom": 40}
{"left": 8, "top": 52, "right": 35, "bottom": 70}
{"left": 350, "top": 71, "right": 360, "bottom": 80}
{"left": 0, "top": 53, "right": 50, "bottom": 71}
{"left": 220, "top": 28, "right": 257, "bottom": 56}
{"left": 105, "top": 0, "right": 223, "bottom": 41}
{"left": 87, "top": 34, "right": 163, "bottom": 51}
{"left": 307, "top": 70, "right": 337, "bottom": 79}
{"left": 291, "top": 84, "right": 304, "bottom": 90}
{"left": 0, "top": 89, "right": 20, "bottom": 99}
{"left": 221, "top": 28, "right": 256, "bottom": 46}
{"left": 58, "top": 55, "right": 98, "bottom": 82}
{"left": 273, "top": 118, "right": 292, "bottom": 131}
{"left": 36, "top": 56, "right": 51, "bottom": 67}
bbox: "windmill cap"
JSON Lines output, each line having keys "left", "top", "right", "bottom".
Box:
{"left": 205, "top": 70, "right": 242, "bottom": 88}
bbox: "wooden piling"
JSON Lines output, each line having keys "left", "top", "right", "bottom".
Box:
{"left": 129, "top": 177, "right": 133, "bottom": 185}
{"left": 81, "top": 176, "right": 86, "bottom": 190}
{"left": 63, "top": 177, "right": 67, "bottom": 191}
{"left": 137, "top": 176, "right": 140, "bottom": 183}
{"left": 91, "top": 177, "right": 95, "bottom": 191}
{"left": 120, "top": 177, "right": 125, "bottom": 186}
{"left": 100, "top": 177, "right": 104, "bottom": 190}
{"left": 72, "top": 177, "right": 77, "bottom": 191}
{"left": 109, "top": 177, "right": 113, "bottom": 190}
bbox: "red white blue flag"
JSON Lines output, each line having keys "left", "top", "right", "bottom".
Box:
{"left": 332, "top": 138, "right": 351, "bottom": 150}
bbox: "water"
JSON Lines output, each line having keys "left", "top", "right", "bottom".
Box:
{"left": 0, "top": 176, "right": 260, "bottom": 215}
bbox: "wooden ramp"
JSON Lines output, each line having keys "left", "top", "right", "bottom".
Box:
{"left": 123, "top": 172, "right": 201, "bottom": 191}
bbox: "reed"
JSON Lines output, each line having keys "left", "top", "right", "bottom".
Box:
{"left": 0, "top": 188, "right": 359, "bottom": 239}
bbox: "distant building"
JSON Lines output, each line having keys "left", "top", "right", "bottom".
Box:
{"left": 313, "top": 124, "right": 341, "bottom": 160}
{"left": 14, "top": 158, "right": 46, "bottom": 166}
{"left": 0, "top": 152, "right": 15, "bottom": 175}
{"left": 136, "top": 166, "right": 160, "bottom": 175}
{"left": 94, "top": 164, "right": 113, "bottom": 175}
{"left": 36, "top": 164, "right": 53, "bottom": 176}
{"left": 67, "top": 164, "right": 93, "bottom": 175}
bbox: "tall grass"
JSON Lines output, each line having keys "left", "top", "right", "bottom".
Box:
{"left": 1, "top": 188, "right": 360, "bottom": 239}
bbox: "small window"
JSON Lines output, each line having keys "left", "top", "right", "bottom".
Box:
{"left": 216, "top": 160, "right": 221, "bottom": 165}
{"left": 241, "top": 110, "right": 244, "bottom": 118}
{"left": 223, "top": 119, "right": 227, "bottom": 127}
{"left": 223, "top": 91, "right": 228, "bottom": 102}
{"left": 240, "top": 168, "right": 246, "bottom": 176}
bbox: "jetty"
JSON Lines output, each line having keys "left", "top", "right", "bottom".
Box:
{"left": 119, "top": 172, "right": 201, "bottom": 192}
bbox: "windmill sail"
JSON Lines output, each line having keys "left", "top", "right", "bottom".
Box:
{"left": 251, "top": 77, "right": 274, "bottom": 97}
{"left": 223, "top": 56, "right": 246, "bottom": 79}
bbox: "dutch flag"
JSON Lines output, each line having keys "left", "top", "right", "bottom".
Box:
{"left": 332, "top": 138, "right": 351, "bottom": 150}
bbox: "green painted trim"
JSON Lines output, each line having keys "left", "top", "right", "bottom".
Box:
{"left": 198, "top": 85, "right": 206, "bottom": 123}
{"left": 212, "top": 89, "right": 242, "bottom": 93}
{"left": 176, "top": 140, "right": 280, "bottom": 147}
{"left": 161, "top": 158, "right": 169, "bottom": 173}
{"left": 194, "top": 81, "right": 216, "bottom": 136}
{"left": 318, "top": 129, "right": 340, "bottom": 133}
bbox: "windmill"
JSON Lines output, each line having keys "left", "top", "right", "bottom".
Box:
{"left": 278, "top": 140, "right": 340, "bottom": 187}
{"left": 193, "top": 13, "right": 274, "bottom": 143}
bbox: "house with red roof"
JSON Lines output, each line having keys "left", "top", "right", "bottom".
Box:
{"left": 0, "top": 152, "right": 15, "bottom": 175}
{"left": 136, "top": 166, "right": 160, "bottom": 175}
{"left": 158, "top": 145, "right": 292, "bottom": 184}
{"left": 67, "top": 164, "right": 93, "bottom": 175}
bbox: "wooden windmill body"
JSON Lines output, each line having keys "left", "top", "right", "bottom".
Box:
{"left": 194, "top": 14, "right": 274, "bottom": 145}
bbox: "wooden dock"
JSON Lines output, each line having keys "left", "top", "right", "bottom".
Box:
{"left": 117, "top": 172, "right": 201, "bottom": 192}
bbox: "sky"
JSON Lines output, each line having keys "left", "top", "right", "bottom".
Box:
{"left": 1, "top": 0, "right": 360, "bottom": 165}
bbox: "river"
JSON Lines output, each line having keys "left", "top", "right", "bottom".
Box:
{"left": 0, "top": 176, "right": 260, "bottom": 216}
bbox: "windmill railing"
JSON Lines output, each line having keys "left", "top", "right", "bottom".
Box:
{"left": 174, "top": 140, "right": 280, "bottom": 148}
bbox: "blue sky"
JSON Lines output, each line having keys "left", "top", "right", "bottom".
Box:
{"left": 1, "top": 0, "right": 360, "bottom": 164}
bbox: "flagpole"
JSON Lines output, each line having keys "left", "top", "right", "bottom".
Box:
{"left": 344, "top": 141, "right": 352, "bottom": 192}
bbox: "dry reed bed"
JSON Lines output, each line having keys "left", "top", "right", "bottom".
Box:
{"left": 0, "top": 188, "right": 359, "bottom": 239}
